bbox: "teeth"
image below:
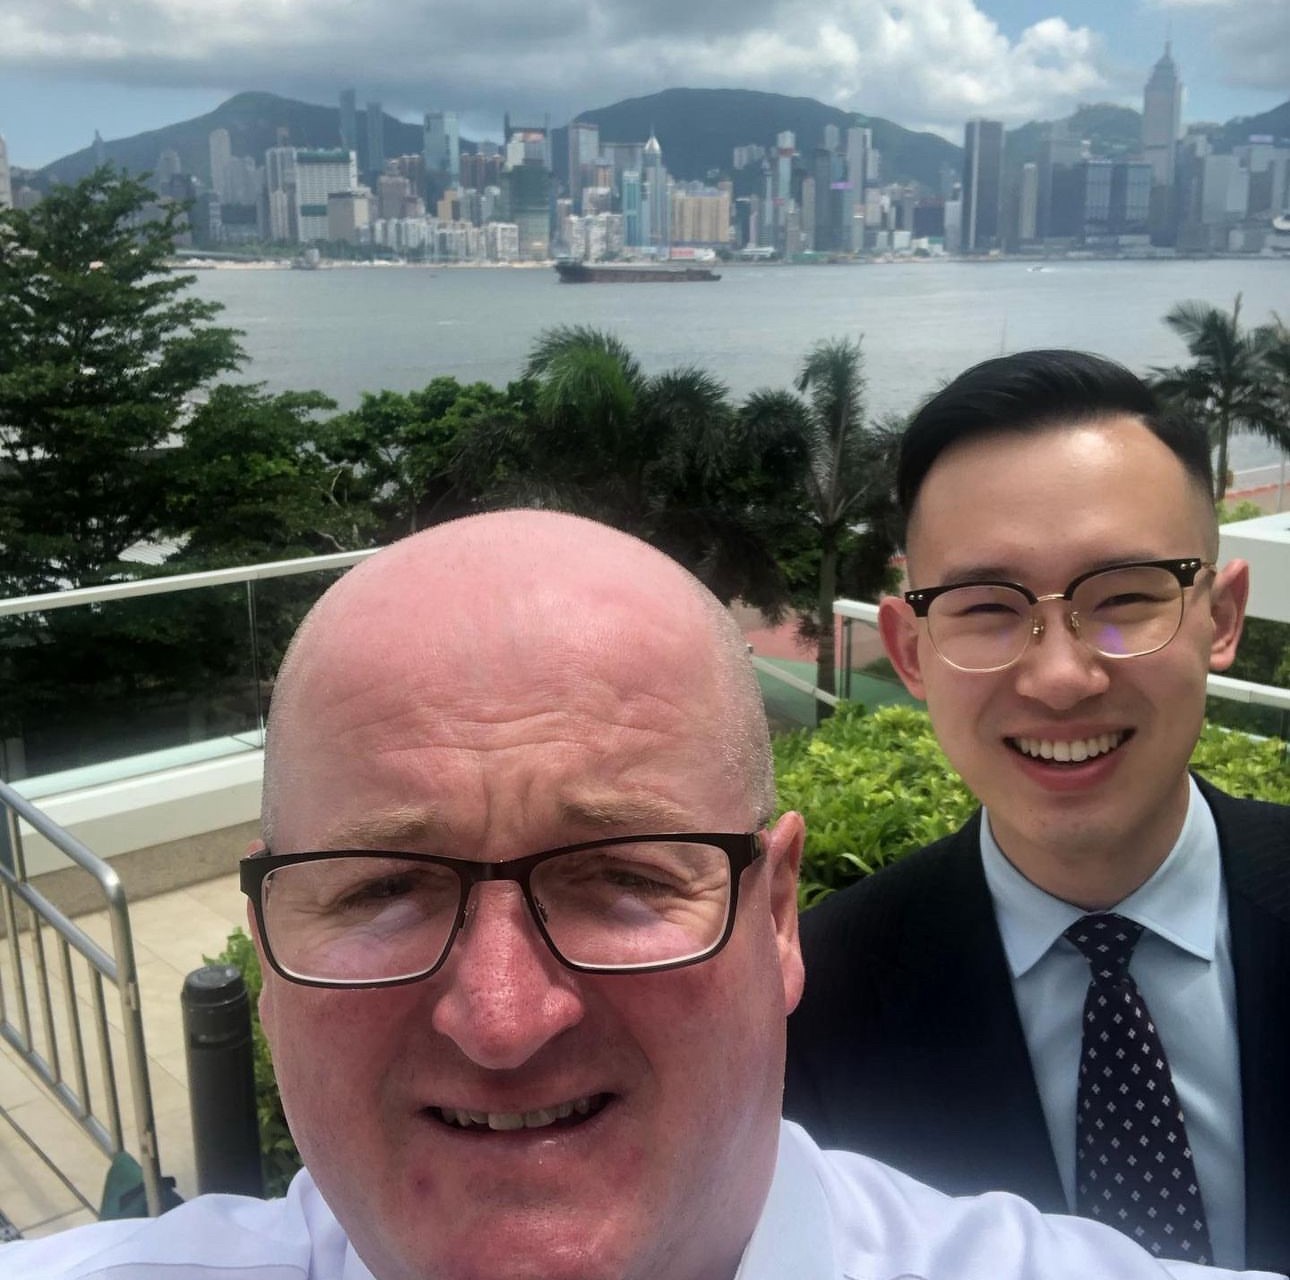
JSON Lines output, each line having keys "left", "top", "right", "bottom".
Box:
{"left": 1013, "top": 732, "right": 1124, "bottom": 762}
{"left": 437, "top": 1095, "right": 601, "bottom": 1131}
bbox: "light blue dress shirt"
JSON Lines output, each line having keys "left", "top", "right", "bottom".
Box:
{"left": 980, "top": 775, "right": 1246, "bottom": 1267}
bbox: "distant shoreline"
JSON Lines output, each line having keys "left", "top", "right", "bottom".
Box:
{"left": 168, "top": 251, "right": 1284, "bottom": 272}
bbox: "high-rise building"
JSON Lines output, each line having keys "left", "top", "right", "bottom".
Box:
{"left": 844, "top": 126, "right": 873, "bottom": 251}
{"left": 1142, "top": 43, "right": 1182, "bottom": 189}
{"left": 567, "top": 121, "right": 600, "bottom": 206}
{"left": 209, "top": 128, "right": 233, "bottom": 199}
{"left": 962, "top": 119, "right": 1005, "bottom": 252}
{"left": 339, "top": 90, "right": 358, "bottom": 157}
{"left": 0, "top": 134, "right": 12, "bottom": 211}
{"left": 294, "top": 148, "right": 359, "bottom": 242}
{"left": 670, "top": 187, "right": 730, "bottom": 245}
{"left": 1037, "top": 123, "right": 1084, "bottom": 240}
{"left": 643, "top": 132, "right": 669, "bottom": 250}
{"left": 365, "top": 102, "right": 385, "bottom": 180}
{"left": 603, "top": 142, "right": 644, "bottom": 184}
{"left": 1109, "top": 161, "right": 1152, "bottom": 237}
{"left": 1017, "top": 162, "right": 1039, "bottom": 243}
{"left": 424, "top": 111, "right": 461, "bottom": 180}
{"left": 502, "top": 166, "right": 552, "bottom": 260}
{"left": 621, "top": 170, "right": 643, "bottom": 247}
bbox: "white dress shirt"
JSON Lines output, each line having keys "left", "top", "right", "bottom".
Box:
{"left": 4, "top": 1121, "right": 1282, "bottom": 1280}
{"left": 980, "top": 775, "right": 1246, "bottom": 1266}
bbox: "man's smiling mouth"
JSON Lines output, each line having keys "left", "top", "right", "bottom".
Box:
{"left": 1007, "top": 730, "right": 1130, "bottom": 763}
{"left": 432, "top": 1093, "right": 610, "bottom": 1132}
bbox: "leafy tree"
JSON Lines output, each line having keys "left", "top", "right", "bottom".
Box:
{"left": 1152, "top": 296, "right": 1289, "bottom": 501}
{"left": 164, "top": 385, "right": 358, "bottom": 568}
{"left": 462, "top": 325, "right": 792, "bottom": 613}
{"left": 0, "top": 166, "right": 243, "bottom": 593}
{"left": 1259, "top": 315, "right": 1290, "bottom": 447}
{"left": 318, "top": 377, "right": 515, "bottom": 539}
{"left": 740, "top": 338, "right": 901, "bottom": 698}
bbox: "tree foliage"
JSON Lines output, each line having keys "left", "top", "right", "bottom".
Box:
{"left": 318, "top": 377, "right": 516, "bottom": 540}
{"left": 741, "top": 338, "right": 901, "bottom": 697}
{"left": 0, "top": 166, "right": 243, "bottom": 592}
{"left": 1152, "top": 295, "right": 1290, "bottom": 501}
{"left": 462, "top": 324, "right": 794, "bottom": 613}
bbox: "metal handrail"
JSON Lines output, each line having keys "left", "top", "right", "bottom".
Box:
{"left": 0, "top": 549, "right": 379, "bottom": 618}
{"left": 0, "top": 779, "right": 164, "bottom": 1216}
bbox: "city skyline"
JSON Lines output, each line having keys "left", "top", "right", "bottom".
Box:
{"left": 1, "top": 0, "right": 1286, "bottom": 170}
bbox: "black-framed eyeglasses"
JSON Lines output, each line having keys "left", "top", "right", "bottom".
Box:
{"left": 241, "top": 832, "right": 765, "bottom": 988}
{"left": 904, "top": 557, "right": 1215, "bottom": 673}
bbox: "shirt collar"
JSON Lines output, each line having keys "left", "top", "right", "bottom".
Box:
{"left": 980, "top": 775, "right": 1222, "bottom": 979}
{"left": 736, "top": 1122, "right": 839, "bottom": 1278}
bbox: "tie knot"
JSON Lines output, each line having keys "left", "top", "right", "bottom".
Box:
{"left": 1063, "top": 912, "right": 1143, "bottom": 982}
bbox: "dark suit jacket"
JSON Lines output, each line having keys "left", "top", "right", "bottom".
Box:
{"left": 784, "top": 778, "right": 1290, "bottom": 1274}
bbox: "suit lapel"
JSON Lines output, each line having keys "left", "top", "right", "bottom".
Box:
{"left": 879, "top": 817, "right": 1068, "bottom": 1209}
{"left": 1202, "top": 781, "right": 1290, "bottom": 1273}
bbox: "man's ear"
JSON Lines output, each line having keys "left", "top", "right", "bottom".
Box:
{"left": 878, "top": 595, "right": 928, "bottom": 700}
{"left": 763, "top": 811, "right": 805, "bottom": 1014}
{"left": 1208, "top": 558, "right": 1249, "bottom": 673}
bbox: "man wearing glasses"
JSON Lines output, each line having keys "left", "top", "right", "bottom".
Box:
{"left": 8, "top": 508, "right": 1285, "bottom": 1279}
{"left": 785, "top": 350, "right": 1290, "bottom": 1274}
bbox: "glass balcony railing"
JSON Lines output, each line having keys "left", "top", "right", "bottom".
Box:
{"left": 1, "top": 564, "right": 1286, "bottom": 790}
{"left": 0, "top": 552, "right": 375, "bottom": 787}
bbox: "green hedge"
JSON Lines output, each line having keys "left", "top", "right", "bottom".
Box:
{"left": 779, "top": 702, "right": 1290, "bottom": 906}
{"left": 213, "top": 701, "right": 1289, "bottom": 1189}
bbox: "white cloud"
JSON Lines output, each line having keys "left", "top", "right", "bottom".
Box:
{"left": 0, "top": 0, "right": 1113, "bottom": 135}
{"left": 1151, "top": 0, "right": 1289, "bottom": 94}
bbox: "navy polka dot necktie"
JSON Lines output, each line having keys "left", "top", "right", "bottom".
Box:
{"left": 1064, "top": 913, "right": 1212, "bottom": 1264}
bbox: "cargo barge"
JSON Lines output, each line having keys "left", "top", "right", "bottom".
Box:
{"left": 554, "top": 261, "right": 721, "bottom": 283}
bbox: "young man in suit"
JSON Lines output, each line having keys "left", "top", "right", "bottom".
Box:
{"left": 784, "top": 349, "right": 1290, "bottom": 1273}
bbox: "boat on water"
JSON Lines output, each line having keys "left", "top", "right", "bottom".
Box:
{"left": 554, "top": 260, "right": 721, "bottom": 283}
{"left": 1270, "top": 213, "right": 1290, "bottom": 256}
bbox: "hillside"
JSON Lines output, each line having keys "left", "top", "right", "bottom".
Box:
{"left": 568, "top": 87, "right": 961, "bottom": 188}
{"left": 1218, "top": 99, "right": 1290, "bottom": 149}
{"left": 1005, "top": 103, "right": 1144, "bottom": 167}
{"left": 32, "top": 87, "right": 1290, "bottom": 195}
{"left": 38, "top": 92, "right": 429, "bottom": 187}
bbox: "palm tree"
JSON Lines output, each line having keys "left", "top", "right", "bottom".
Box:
{"left": 460, "top": 325, "right": 791, "bottom": 613}
{"left": 740, "top": 337, "right": 900, "bottom": 699}
{"left": 1152, "top": 296, "right": 1289, "bottom": 501}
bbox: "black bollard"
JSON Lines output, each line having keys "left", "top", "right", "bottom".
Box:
{"left": 182, "top": 965, "right": 264, "bottom": 1198}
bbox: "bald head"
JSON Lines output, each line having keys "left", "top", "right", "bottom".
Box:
{"left": 261, "top": 511, "right": 773, "bottom": 848}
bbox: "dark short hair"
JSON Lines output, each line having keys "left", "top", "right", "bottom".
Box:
{"left": 898, "top": 350, "right": 1214, "bottom": 521}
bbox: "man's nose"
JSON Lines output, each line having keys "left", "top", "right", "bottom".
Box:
{"left": 1011, "top": 601, "right": 1111, "bottom": 709}
{"left": 428, "top": 882, "right": 586, "bottom": 1069}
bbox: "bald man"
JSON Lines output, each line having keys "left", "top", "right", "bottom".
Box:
{"left": 6, "top": 511, "right": 1285, "bottom": 1280}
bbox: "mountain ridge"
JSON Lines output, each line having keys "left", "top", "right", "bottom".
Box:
{"left": 29, "top": 86, "right": 1290, "bottom": 192}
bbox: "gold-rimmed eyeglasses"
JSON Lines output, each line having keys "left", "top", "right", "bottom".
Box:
{"left": 904, "top": 557, "right": 1215, "bottom": 674}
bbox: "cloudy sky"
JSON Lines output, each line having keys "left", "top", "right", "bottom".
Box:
{"left": 1, "top": 0, "right": 1286, "bottom": 169}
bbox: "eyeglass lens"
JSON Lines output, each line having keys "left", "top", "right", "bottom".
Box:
{"left": 259, "top": 840, "right": 735, "bottom": 982}
{"left": 926, "top": 564, "right": 1186, "bottom": 671}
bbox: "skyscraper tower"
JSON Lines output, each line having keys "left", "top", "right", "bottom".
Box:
{"left": 962, "top": 119, "right": 1005, "bottom": 252}
{"left": 365, "top": 101, "right": 385, "bottom": 180}
{"left": 208, "top": 128, "right": 232, "bottom": 199}
{"left": 1142, "top": 43, "right": 1183, "bottom": 189}
{"left": 339, "top": 90, "right": 358, "bottom": 157}
{"left": 567, "top": 121, "right": 599, "bottom": 209}
{"left": 643, "top": 131, "right": 669, "bottom": 251}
